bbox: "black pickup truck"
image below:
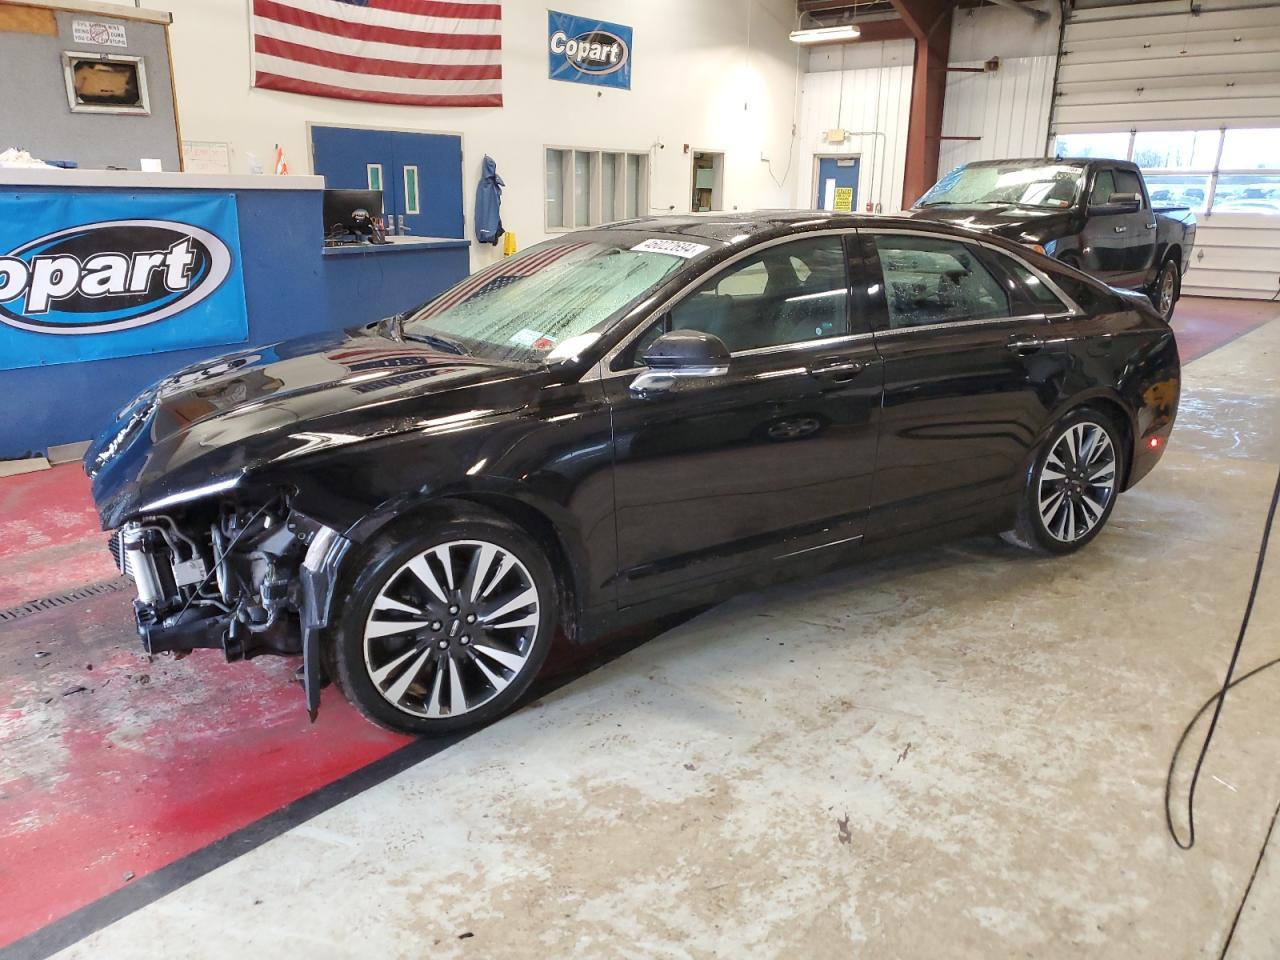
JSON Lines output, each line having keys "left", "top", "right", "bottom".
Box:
{"left": 908, "top": 158, "right": 1196, "bottom": 320}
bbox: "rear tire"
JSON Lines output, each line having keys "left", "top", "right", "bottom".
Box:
{"left": 1150, "top": 257, "right": 1180, "bottom": 321}
{"left": 330, "top": 510, "right": 557, "bottom": 736}
{"left": 1003, "top": 407, "right": 1125, "bottom": 555}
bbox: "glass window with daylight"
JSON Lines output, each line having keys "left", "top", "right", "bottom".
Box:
{"left": 874, "top": 235, "right": 1010, "bottom": 329}
{"left": 664, "top": 236, "right": 850, "bottom": 354}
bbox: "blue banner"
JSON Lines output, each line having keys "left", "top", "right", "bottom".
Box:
{"left": 548, "top": 10, "right": 632, "bottom": 90}
{"left": 0, "top": 192, "right": 248, "bottom": 370}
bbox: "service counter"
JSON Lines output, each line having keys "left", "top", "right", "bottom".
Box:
{"left": 0, "top": 170, "right": 470, "bottom": 458}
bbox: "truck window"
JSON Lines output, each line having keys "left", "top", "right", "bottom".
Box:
{"left": 1114, "top": 169, "right": 1144, "bottom": 204}
{"left": 1089, "top": 170, "right": 1117, "bottom": 205}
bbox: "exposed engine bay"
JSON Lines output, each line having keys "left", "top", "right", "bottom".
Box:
{"left": 109, "top": 500, "right": 335, "bottom": 663}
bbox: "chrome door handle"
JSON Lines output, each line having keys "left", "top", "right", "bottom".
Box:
{"left": 809, "top": 360, "right": 864, "bottom": 381}
{"left": 1006, "top": 336, "right": 1045, "bottom": 355}
{"left": 1114, "top": 225, "right": 1127, "bottom": 233}
{"left": 1145, "top": 222, "right": 1157, "bottom": 229}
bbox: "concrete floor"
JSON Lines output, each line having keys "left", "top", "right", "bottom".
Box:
{"left": 18, "top": 306, "right": 1272, "bottom": 958}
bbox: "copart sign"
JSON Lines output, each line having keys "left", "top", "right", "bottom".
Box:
{"left": 548, "top": 10, "right": 632, "bottom": 90}
{"left": 0, "top": 194, "right": 247, "bottom": 370}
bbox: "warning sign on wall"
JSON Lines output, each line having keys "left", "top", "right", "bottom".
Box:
{"left": 72, "top": 20, "right": 128, "bottom": 47}
{"left": 833, "top": 187, "right": 854, "bottom": 212}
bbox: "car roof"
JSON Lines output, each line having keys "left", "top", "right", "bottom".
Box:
{"left": 586, "top": 210, "right": 929, "bottom": 245}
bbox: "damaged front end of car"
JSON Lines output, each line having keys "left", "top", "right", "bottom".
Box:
{"left": 107, "top": 491, "right": 351, "bottom": 716}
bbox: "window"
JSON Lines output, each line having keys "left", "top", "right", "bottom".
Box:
{"left": 1132, "top": 130, "right": 1220, "bottom": 171}
{"left": 1089, "top": 169, "right": 1116, "bottom": 205}
{"left": 918, "top": 163, "right": 1082, "bottom": 210}
{"left": 544, "top": 148, "right": 648, "bottom": 230}
{"left": 874, "top": 235, "right": 1009, "bottom": 329}
{"left": 402, "top": 165, "right": 420, "bottom": 215}
{"left": 1001, "top": 259, "right": 1070, "bottom": 313}
{"left": 664, "top": 236, "right": 849, "bottom": 353}
{"left": 1053, "top": 132, "right": 1131, "bottom": 161}
{"left": 545, "top": 148, "right": 567, "bottom": 228}
{"left": 63, "top": 53, "right": 149, "bottom": 115}
{"left": 1060, "top": 127, "right": 1280, "bottom": 215}
{"left": 406, "top": 240, "right": 689, "bottom": 364}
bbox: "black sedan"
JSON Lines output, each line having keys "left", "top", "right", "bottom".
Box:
{"left": 85, "top": 213, "right": 1180, "bottom": 735}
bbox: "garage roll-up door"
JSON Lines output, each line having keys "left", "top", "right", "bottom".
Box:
{"left": 1052, "top": 0, "right": 1280, "bottom": 299}
{"left": 1054, "top": 0, "right": 1280, "bottom": 133}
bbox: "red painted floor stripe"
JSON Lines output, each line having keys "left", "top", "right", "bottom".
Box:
{"left": 1170, "top": 296, "right": 1278, "bottom": 364}
{"left": 0, "top": 594, "right": 408, "bottom": 948}
{"left": 0, "top": 464, "right": 116, "bottom": 609}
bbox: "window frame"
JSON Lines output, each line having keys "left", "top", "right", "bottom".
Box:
{"left": 544, "top": 145, "right": 649, "bottom": 232}
{"left": 859, "top": 229, "right": 1082, "bottom": 336}
{"left": 62, "top": 51, "right": 150, "bottom": 116}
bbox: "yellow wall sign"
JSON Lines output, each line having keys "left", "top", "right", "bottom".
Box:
{"left": 833, "top": 187, "right": 854, "bottom": 212}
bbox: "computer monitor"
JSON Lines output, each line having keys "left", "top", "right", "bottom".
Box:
{"left": 322, "top": 189, "right": 386, "bottom": 243}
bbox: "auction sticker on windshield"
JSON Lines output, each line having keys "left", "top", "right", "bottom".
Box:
{"left": 631, "top": 238, "right": 709, "bottom": 258}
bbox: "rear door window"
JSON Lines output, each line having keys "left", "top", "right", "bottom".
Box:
{"left": 872, "top": 235, "right": 1010, "bottom": 329}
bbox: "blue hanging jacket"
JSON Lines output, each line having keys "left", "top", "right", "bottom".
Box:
{"left": 475, "top": 155, "right": 504, "bottom": 245}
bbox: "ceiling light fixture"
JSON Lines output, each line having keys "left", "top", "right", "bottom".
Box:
{"left": 789, "top": 24, "right": 861, "bottom": 44}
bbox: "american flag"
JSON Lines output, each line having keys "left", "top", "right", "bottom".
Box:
{"left": 415, "top": 242, "right": 591, "bottom": 320}
{"left": 251, "top": 0, "right": 502, "bottom": 108}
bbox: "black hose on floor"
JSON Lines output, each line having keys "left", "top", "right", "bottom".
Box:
{"left": 1164, "top": 462, "right": 1280, "bottom": 851}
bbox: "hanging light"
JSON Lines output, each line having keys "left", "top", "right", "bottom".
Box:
{"left": 789, "top": 24, "right": 861, "bottom": 44}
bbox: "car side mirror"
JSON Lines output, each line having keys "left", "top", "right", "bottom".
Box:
{"left": 630, "top": 329, "right": 730, "bottom": 397}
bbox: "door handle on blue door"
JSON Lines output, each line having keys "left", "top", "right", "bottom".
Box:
{"left": 808, "top": 360, "right": 864, "bottom": 382}
{"left": 1114, "top": 225, "right": 1127, "bottom": 233}
{"left": 1006, "top": 336, "right": 1045, "bottom": 355}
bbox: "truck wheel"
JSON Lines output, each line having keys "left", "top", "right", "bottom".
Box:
{"left": 1151, "top": 257, "right": 1180, "bottom": 321}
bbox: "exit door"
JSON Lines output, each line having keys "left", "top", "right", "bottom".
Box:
{"left": 815, "top": 157, "right": 860, "bottom": 213}
{"left": 311, "top": 125, "right": 464, "bottom": 238}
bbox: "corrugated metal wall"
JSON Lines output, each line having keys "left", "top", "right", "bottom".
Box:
{"left": 939, "top": 56, "right": 1057, "bottom": 173}
{"left": 1054, "top": 0, "right": 1280, "bottom": 299}
{"left": 798, "top": 41, "right": 914, "bottom": 213}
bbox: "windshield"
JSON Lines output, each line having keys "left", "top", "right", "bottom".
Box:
{"left": 918, "top": 163, "right": 1083, "bottom": 209}
{"left": 402, "top": 239, "right": 696, "bottom": 363}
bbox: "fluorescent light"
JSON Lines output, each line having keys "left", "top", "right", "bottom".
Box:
{"left": 789, "top": 24, "right": 861, "bottom": 44}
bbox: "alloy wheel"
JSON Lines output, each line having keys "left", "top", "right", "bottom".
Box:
{"left": 362, "top": 539, "right": 541, "bottom": 718}
{"left": 1037, "top": 421, "right": 1118, "bottom": 543}
{"left": 1158, "top": 264, "right": 1177, "bottom": 317}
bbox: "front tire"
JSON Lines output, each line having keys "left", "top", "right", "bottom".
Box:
{"left": 331, "top": 511, "right": 557, "bottom": 736}
{"left": 1004, "top": 408, "right": 1124, "bottom": 555}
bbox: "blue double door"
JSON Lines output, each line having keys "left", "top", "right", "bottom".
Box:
{"left": 311, "top": 125, "right": 464, "bottom": 239}
{"left": 816, "top": 156, "right": 860, "bottom": 213}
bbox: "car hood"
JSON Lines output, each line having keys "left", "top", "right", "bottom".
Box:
{"left": 86, "top": 328, "right": 540, "bottom": 528}
{"left": 905, "top": 205, "right": 1075, "bottom": 245}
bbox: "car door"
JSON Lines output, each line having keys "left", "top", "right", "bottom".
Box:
{"left": 601, "top": 233, "right": 884, "bottom": 607}
{"left": 1081, "top": 167, "right": 1123, "bottom": 283}
{"left": 1081, "top": 166, "right": 1141, "bottom": 286}
{"left": 1115, "top": 167, "right": 1158, "bottom": 285}
{"left": 860, "top": 229, "right": 1073, "bottom": 540}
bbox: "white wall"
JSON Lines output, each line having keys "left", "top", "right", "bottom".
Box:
{"left": 798, "top": 40, "right": 913, "bottom": 213}
{"left": 163, "top": 0, "right": 803, "bottom": 271}
{"left": 939, "top": 0, "right": 1058, "bottom": 173}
